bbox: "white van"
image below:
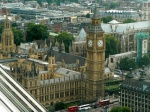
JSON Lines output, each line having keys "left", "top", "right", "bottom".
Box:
{"left": 78, "top": 104, "right": 91, "bottom": 111}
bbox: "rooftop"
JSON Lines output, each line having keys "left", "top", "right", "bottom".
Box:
{"left": 27, "top": 58, "right": 49, "bottom": 65}
{"left": 55, "top": 68, "right": 81, "bottom": 76}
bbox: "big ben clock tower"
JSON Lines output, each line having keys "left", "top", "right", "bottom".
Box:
{"left": 86, "top": 6, "right": 105, "bottom": 100}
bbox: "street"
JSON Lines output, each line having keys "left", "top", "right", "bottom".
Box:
{"left": 77, "top": 102, "right": 120, "bottom": 112}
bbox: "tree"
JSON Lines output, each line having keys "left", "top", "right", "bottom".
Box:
{"left": 46, "top": 0, "right": 53, "bottom": 4}
{"left": 26, "top": 23, "right": 49, "bottom": 42}
{"left": 103, "top": 2, "right": 120, "bottom": 9}
{"left": 102, "top": 16, "right": 113, "bottom": 23}
{"left": 109, "top": 2, "right": 120, "bottom": 9}
{"left": 86, "top": 13, "right": 90, "bottom": 18}
{"left": 54, "top": 102, "right": 65, "bottom": 111}
{"left": 12, "top": 28, "right": 24, "bottom": 46}
{"left": 105, "top": 34, "right": 118, "bottom": 58}
{"left": 123, "top": 19, "right": 137, "bottom": 23}
{"left": 140, "top": 55, "right": 150, "bottom": 66}
{"left": 12, "top": 23, "right": 18, "bottom": 27}
{"left": 110, "top": 106, "right": 131, "bottom": 112}
{"left": 55, "top": 31, "right": 74, "bottom": 53}
{"left": 119, "top": 57, "right": 137, "bottom": 70}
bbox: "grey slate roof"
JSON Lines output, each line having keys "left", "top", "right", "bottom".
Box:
{"left": 92, "top": 6, "right": 100, "bottom": 19}
{"left": 45, "top": 50, "right": 86, "bottom": 66}
{"left": 55, "top": 67, "right": 81, "bottom": 76}
{"left": 0, "top": 58, "right": 18, "bottom": 63}
{"left": 121, "top": 78, "right": 150, "bottom": 93}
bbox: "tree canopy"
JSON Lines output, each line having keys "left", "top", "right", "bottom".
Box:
{"left": 54, "top": 102, "right": 65, "bottom": 111}
{"left": 55, "top": 31, "right": 74, "bottom": 53}
{"left": 103, "top": 2, "right": 120, "bottom": 9}
{"left": 12, "top": 28, "right": 24, "bottom": 46}
{"left": 123, "top": 19, "right": 137, "bottom": 23}
{"left": 102, "top": 16, "right": 113, "bottom": 23}
{"left": 110, "top": 106, "right": 130, "bottom": 112}
{"left": 26, "top": 23, "right": 49, "bottom": 42}
{"left": 119, "top": 57, "right": 137, "bottom": 70}
{"left": 86, "top": 13, "right": 90, "bottom": 18}
{"left": 140, "top": 55, "right": 150, "bottom": 67}
{"left": 105, "top": 34, "right": 119, "bottom": 58}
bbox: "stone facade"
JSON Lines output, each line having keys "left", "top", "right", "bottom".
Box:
{"left": 10, "top": 56, "right": 83, "bottom": 106}
{"left": 142, "top": 0, "right": 150, "bottom": 21}
{"left": 85, "top": 6, "right": 105, "bottom": 100}
{"left": 9, "top": 6, "right": 107, "bottom": 106}
{"left": 69, "top": 28, "right": 86, "bottom": 57}
{"left": 0, "top": 10, "right": 16, "bottom": 59}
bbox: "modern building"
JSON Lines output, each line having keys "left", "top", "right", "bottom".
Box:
{"left": 120, "top": 67, "right": 150, "bottom": 112}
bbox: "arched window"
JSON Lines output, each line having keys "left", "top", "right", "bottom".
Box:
{"left": 76, "top": 46, "right": 79, "bottom": 52}
{"left": 111, "top": 58, "right": 114, "bottom": 63}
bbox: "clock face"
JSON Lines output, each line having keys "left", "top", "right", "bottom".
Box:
{"left": 97, "top": 40, "right": 103, "bottom": 47}
{"left": 88, "top": 40, "right": 92, "bottom": 47}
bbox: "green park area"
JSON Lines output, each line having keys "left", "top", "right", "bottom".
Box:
{"left": 105, "top": 80, "right": 122, "bottom": 95}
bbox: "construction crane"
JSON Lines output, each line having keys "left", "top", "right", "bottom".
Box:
{"left": 136, "top": 32, "right": 149, "bottom": 65}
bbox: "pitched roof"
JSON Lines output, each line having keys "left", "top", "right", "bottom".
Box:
{"left": 45, "top": 50, "right": 86, "bottom": 66}
{"left": 76, "top": 28, "right": 86, "bottom": 41}
{"left": 121, "top": 78, "right": 150, "bottom": 93}
{"left": 108, "top": 20, "right": 120, "bottom": 24}
{"left": 92, "top": 6, "right": 100, "bottom": 19}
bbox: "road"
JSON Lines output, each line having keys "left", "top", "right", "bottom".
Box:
{"left": 77, "top": 102, "right": 120, "bottom": 112}
{"left": 56, "top": 102, "right": 119, "bottom": 112}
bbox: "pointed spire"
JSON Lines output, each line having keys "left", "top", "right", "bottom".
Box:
{"left": 62, "top": 42, "right": 65, "bottom": 52}
{"left": 59, "top": 44, "right": 63, "bottom": 53}
{"left": 4, "top": 8, "right": 11, "bottom": 29}
{"left": 5, "top": 8, "right": 9, "bottom": 20}
{"left": 48, "top": 45, "right": 54, "bottom": 57}
{"left": 44, "top": 39, "right": 47, "bottom": 48}
{"left": 49, "top": 41, "right": 52, "bottom": 47}
{"left": 31, "top": 61, "right": 37, "bottom": 76}
{"left": 55, "top": 40, "right": 59, "bottom": 47}
{"left": 92, "top": 5, "right": 100, "bottom": 19}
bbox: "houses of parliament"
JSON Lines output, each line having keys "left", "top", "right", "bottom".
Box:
{"left": 1, "top": 7, "right": 109, "bottom": 107}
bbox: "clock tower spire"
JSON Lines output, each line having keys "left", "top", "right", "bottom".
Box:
{"left": 86, "top": 6, "right": 105, "bottom": 100}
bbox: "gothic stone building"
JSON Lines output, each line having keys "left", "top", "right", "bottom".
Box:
{"left": 9, "top": 7, "right": 106, "bottom": 106}
{"left": 0, "top": 12, "right": 16, "bottom": 59}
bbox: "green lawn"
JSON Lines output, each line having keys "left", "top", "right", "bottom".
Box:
{"left": 105, "top": 84, "right": 120, "bottom": 90}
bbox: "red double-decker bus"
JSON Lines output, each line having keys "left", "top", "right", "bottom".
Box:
{"left": 99, "top": 99, "right": 110, "bottom": 107}
{"left": 67, "top": 106, "right": 78, "bottom": 112}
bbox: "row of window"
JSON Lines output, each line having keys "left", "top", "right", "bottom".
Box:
{"left": 41, "top": 83, "right": 80, "bottom": 94}
{"left": 40, "top": 90, "right": 80, "bottom": 102}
